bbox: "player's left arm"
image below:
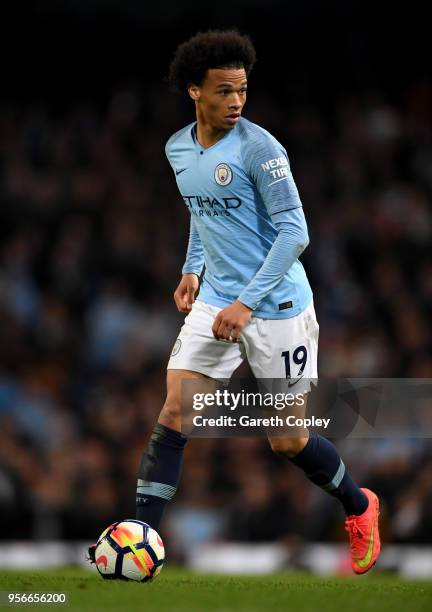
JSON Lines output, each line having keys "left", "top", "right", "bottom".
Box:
{"left": 212, "top": 136, "right": 309, "bottom": 342}
{"left": 236, "top": 207, "right": 309, "bottom": 309}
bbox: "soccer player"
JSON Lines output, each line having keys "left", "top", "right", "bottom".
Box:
{"left": 89, "top": 30, "right": 380, "bottom": 574}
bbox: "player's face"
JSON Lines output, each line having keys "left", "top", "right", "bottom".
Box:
{"left": 190, "top": 67, "right": 248, "bottom": 131}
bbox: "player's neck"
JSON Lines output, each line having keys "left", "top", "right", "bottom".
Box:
{"left": 195, "top": 116, "right": 230, "bottom": 149}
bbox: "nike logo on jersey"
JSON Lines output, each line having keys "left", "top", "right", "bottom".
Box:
{"left": 175, "top": 168, "right": 187, "bottom": 175}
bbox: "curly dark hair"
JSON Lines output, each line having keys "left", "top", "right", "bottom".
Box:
{"left": 168, "top": 30, "right": 256, "bottom": 93}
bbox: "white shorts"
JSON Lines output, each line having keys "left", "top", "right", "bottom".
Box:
{"left": 167, "top": 299, "right": 319, "bottom": 381}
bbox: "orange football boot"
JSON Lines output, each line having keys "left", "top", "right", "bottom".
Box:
{"left": 345, "top": 488, "right": 381, "bottom": 574}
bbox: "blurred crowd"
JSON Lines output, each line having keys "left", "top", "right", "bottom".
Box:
{"left": 1, "top": 78, "right": 432, "bottom": 550}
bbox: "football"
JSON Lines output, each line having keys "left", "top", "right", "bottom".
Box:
{"left": 94, "top": 519, "right": 165, "bottom": 582}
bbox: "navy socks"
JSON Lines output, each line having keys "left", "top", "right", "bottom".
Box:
{"left": 136, "top": 425, "right": 366, "bottom": 533}
{"left": 136, "top": 423, "right": 187, "bottom": 530}
{"left": 289, "top": 434, "right": 368, "bottom": 516}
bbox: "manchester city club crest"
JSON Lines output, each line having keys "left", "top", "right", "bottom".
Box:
{"left": 214, "top": 163, "right": 233, "bottom": 186}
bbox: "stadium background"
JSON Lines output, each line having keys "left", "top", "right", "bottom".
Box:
{"left": 0, "top": 0, "right": 431, "bottom": 570}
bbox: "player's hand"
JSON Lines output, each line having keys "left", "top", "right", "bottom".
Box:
{"left": 212, "top": 300, "right": 252, "bottom": 342}
{"left": 173, "top": 273, "right": 200, "bottom": 313}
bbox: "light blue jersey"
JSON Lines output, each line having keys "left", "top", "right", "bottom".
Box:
{"left": 165, "top": 117, "right": 313, "bottom": 319}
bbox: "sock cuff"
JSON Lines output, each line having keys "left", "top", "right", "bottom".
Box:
{"left": 151, "top": 423, "right": 188, "bottom": 448}
{"left": 289, "top": 432, "right": 317, "bottom": 465}
{"left": 137, "top": 479, "right": 177, "bottom": 500}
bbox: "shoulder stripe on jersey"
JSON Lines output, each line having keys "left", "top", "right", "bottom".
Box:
{"left": 268, "top": 176, "right": 290, "bottom": 186}
{"left": 271, "top": 206, "right": 303, "bottom": 215}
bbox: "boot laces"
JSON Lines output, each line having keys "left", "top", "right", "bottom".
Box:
{"left": 345, "top": 516, "right": 366, "bottom": 557}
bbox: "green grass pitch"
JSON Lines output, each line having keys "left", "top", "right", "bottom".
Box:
{"left": 1, "top": 567, "right": 431, "bottom": 611}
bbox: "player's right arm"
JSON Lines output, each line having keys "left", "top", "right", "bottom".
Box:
{"left": 173, "top": 273, "right": 200, "bottom": 313}
{"left": 165, "top": 133, "right": 205, "bottom": 313}
{"left": 173, "top": 217, "right": 204, "bottom": 313}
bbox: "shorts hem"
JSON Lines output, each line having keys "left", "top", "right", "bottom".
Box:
{"left": 167, "top": 363, "right": 230, "bottom": 381}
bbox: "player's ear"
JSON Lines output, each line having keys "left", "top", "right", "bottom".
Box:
{"left": 188, "top": 84, "right": 201, "bottom": 101}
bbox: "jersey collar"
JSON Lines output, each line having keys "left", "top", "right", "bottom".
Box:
{"left": 191, "top": 121, "right": 237, "bottom": 152}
